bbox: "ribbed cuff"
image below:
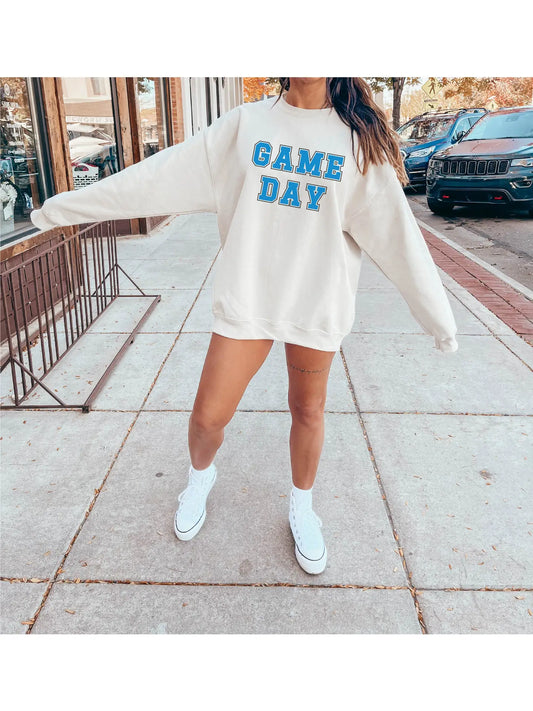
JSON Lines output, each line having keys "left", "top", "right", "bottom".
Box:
{"left": 435, "top": 335, "right": 458, "bottom": 352}
{"left": 30, "top": 209, "right": 57, "bottom": 231}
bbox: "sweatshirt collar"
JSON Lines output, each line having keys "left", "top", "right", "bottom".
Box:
{"left": 274, "top": 91, "right": 334, "bottom": 118}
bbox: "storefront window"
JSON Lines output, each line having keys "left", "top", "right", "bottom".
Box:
{"left": 61, "top": 77, "right": 120, "bottom": 189}
{"left": 0, "top": 78, "right": 48, "bottom": 241}
{"left": 135, "top": 78, "right": 169, "bottom": 159}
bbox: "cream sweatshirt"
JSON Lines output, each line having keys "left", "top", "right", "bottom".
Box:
{"left": 30, "top": 91, "right": 458, "bottom": 353}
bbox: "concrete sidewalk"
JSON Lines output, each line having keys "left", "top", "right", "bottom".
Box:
{"left": 1, "top": 212, "right": 532, "bottom": 634}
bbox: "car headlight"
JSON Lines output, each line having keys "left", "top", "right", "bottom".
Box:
{"left": 410, "top": 146, "right": 436, "bottom": 158}
{"left": 511, "top": 157, "right": 533, "bottom": 167}
{"left": 428, "top": 159, "right": 443, "bottom": 173}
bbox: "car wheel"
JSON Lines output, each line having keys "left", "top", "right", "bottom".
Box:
{"left": 528, "top": 207, "right": 533, "bottom": 218}
{"left": 427, "top": 198, "right": 455, "bottom": 216}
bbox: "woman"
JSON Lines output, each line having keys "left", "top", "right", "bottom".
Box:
{"left": 31, "top": 77, "right": 458, "bottom": 576}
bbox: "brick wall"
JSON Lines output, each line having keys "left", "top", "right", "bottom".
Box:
{"left": 169, "top": 78, "right": 186, "bottom": 145}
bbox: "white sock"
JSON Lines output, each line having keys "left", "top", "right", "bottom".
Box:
{"left": 191, "top": 461, "right": 215, "bottom": 476}
{"left": 291, "top": 484, "right": 313, "bottom": 510}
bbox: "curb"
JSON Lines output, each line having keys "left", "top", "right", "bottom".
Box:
{"left": 417, "top": 218, "right": 533, "bottom": 301}
{"left": 417, "top": 219, "right": 533, "bottom": 347}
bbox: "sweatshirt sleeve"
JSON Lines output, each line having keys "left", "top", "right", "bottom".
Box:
{"left": 346, "top": 162, "right": 458, "bottom": 353}
{"left": 29, "top": 121, "right": 218, "bottom": 231}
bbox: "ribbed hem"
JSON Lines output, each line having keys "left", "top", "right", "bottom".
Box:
{"left": 212, "top": 313, "right": 342, "bottom": 352}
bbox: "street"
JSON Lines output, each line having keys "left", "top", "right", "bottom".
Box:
{"left": 406, "top": 188, "right": 533, "bottom": 291}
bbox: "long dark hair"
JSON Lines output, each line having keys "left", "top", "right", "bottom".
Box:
{"left": 276, "top": 78, "right": 409, "bottom": 186}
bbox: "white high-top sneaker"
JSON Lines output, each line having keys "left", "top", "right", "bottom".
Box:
{"left": 174, "top": 463, "right": 217, "bottom": 541}
{"left": 289, "top": 492, "right": 327, "bottom": 574}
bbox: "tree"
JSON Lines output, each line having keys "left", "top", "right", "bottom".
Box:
{"left": 243, "top": 78, "right": 278, "bottom": 102}
{"left": 439, "top": 77, "right": 533, "bottom": 108}
{"left": 366, "top": 78, "right": 421, "bottom": 128}
{"left": 401, "top": 89, "right": 427, "bottom": 124}
{"left": 253, "top": 77, "right": 429, "bottom": 127}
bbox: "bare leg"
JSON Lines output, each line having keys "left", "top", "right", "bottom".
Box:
{"left": 285, "top": 342, "right": 336, "bottom": 489}
{"left": 189, "top": 333, "right": 274, "bottom": 469}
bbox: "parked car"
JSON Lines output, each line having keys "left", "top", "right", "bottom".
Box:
{"left": 67, "top": 125, "right": 119, "bottom": 180}
{"left": 426, "top": 106, "right": 533, "bottom": 216}
{"left": 396, "top": 108, "right": 487, "bottom": 188}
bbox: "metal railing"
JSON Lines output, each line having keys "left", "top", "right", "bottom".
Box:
{"left": 0, "top": 220, "right": 160, "bottom": 412}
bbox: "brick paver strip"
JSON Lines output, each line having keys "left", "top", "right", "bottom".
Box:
{"left": 420, "top": 226, "right": 533, "bottom": 345}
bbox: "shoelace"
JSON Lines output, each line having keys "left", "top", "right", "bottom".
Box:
{"left": 177, "top": 472, "right": 211, "bottom": 506}
{"left": 295, "top": 507, "right": 323, "bottom": 529}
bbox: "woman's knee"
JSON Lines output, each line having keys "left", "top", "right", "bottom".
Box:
{"left": 288, "top": 396, "right": 326, "bottom": 425}
{"left": 189, "top": 406, "right": 231, "bottom": 435}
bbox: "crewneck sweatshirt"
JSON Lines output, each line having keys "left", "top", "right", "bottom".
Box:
{"left": 30, "top": 92, "right": 459, "bottom": 353}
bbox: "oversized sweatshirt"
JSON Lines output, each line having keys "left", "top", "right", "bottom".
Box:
{"left": 30, "top": 91, "right": 459, "bottom": 353}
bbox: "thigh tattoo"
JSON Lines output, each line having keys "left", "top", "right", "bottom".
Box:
{"left": 288, "top": 361, "right": 329, "bottom": 374}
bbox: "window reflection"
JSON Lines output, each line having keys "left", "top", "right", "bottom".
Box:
{"left": 136, "top": 78, "right": 168, "bottom": 159}
{"left": 0, "top": 78, "right": 45, "bottom": 238}
{"left": 61, "top": 77, "right": 119, "bottom": 188}
{"left": 397, "top": 117, "right": 455, "bottom": 141}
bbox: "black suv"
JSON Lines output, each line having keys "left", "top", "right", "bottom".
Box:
{"left": 426, "top": 106, "right": 533, "bottom": 216}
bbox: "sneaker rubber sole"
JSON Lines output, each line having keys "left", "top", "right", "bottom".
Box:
{"left": 174, "top": 508, "right": 207, "bottom": 541}
{"left": 173, "top": 467, "right": 217, "bottom": 541}
{"left": 294, "top": 541, "right": 327, "bottom": 575}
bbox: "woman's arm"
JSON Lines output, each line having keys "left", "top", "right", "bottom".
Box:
{"left": 30, "top": 126, "right": 217, "bottom": 231}
{"left": 347, "top": 167, "right": 458, "bottom": 353}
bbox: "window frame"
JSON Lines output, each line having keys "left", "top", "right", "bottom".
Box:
{"left": 0, "top": 77, "right": 54, "bottom": 247}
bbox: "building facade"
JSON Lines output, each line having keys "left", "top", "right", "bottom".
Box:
{"left": 0, "top": 77, "right": 243, "bottom": 251}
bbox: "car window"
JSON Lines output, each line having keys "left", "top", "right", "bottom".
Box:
{"left": 452, "top": 117, "right": 472, "bottom": 139}
{"left": 463, "top": 111, "right": 533, "bottom": 140}
{"left": 397, "top": 117, "right": 455, "bottom": 141}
